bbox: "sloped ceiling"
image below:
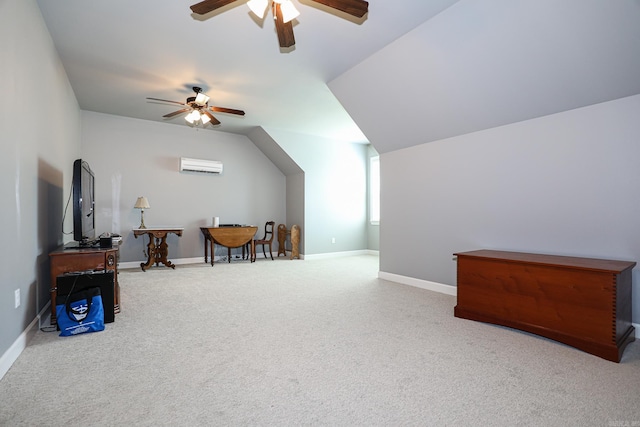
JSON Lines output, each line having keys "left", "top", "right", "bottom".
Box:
{"left": 36, "top": 0, "right": 640, "bottom": 154}
{"left": 35, "top": 0, "right": 461, "bottom": 144}
{"left": 329, "top": 0, "right": 640, "bottom": 153}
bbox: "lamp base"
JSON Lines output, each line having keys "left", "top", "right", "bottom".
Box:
{"left": 139, "top": 210, "right": 147, "bottom": 229}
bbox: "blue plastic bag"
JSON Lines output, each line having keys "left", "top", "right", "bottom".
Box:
{"left": 56, "top": 287, "right": 105, "bottom": 336}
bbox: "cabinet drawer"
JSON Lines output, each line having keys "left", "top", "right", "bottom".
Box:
{"left": 53, "top": 252, "right": 107, "bottom": 273}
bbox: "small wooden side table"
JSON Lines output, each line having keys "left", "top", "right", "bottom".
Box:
{"left": 200, "top": 226, "right": 257, "bottom": 266}
{"left": 133, "top": 228, "right": 183, "bottom": 271}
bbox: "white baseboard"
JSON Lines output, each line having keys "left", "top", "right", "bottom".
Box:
{"left": 304, "top": 249, "right": 377, "bottom": 260}
{"left": 379, "top": 270, "right": 457, "bottom": 296}
{"left": 0, "top": 303, "right": 50, "bottom": 381}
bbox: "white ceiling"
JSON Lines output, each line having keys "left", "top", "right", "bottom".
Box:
{"left": 36, "top": 1, "right": 640, "bottom": 153}
{"left": 330, "top": 0, "right": 640, "bottom": 153}
{"left": 36, "top": 0, "right": 461, "bottom": 144}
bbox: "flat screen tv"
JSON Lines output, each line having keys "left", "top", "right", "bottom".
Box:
{"left": 72, "top": 159, "right": 96, "bottom": 245}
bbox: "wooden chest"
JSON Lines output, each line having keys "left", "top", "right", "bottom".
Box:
{"left": 454, "top": 250, "right": 636, "bottom": 362}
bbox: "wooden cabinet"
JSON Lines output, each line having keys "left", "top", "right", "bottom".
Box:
{"left": 454, "top": 250, "right": 636, "bottom": 362}
{"left": 49, "top": 245, "right": 120, "bottom": 325}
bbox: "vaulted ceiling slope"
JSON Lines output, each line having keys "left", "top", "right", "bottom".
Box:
{"left": 329, "top": 0, "right": 640, "bottom": 153}
{"left": 35, "top": 0, "right": 461, "bottom": 144}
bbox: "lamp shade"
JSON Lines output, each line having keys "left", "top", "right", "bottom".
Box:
{"left": 185, "top": 111, "right": 195, "bottom": 124}
{"left": 194, "top": 92, "right": 210, "bottom": 106}
{"left": 248, "top": 0, "right": 269, "bottom": 18}
{"left": 134, "top": 196, "right": 150, "bottom": 209}
{"left": 279, "top": 0, "right": 299, "bottom": 23}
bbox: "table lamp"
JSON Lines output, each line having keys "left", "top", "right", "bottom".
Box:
{"left": 134, "top": 196, "right": 150, "bottom": 229}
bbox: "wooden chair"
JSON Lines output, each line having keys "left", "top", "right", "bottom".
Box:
{"left": 252, "top": 221, "right": 275, "bottom": 261}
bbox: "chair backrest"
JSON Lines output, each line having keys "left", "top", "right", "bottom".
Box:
{"left": 261, "top": 221, "right": 275, "bottom": 242}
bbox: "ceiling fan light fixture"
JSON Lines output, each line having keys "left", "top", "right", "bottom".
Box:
{"left": 185, "top": 110, "right": 199, "bottom": 124}
{"left": 191, "top": 0, "right": 369, "bottom": 49}
{"left": 279, "top": 0, "right": 299, "bottom": 23}
{"left": 194, "top": 92, "right": 210, "bottom": 106}
{"left": 248, "top": 0, "right": 269, "bottom": 19}
{"left": 148, "top": 85, "right": 245, "bottom": 126}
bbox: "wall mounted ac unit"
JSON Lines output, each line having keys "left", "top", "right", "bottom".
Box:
{"left": 180, "top": 157, "right": 223, "bottom": 174}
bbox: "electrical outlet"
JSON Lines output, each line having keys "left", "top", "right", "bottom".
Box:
{"left": 331, "top": 237, "right": 336, "bottom": 244}
{"left": 14, "top": 289, "right": 20, "bottom": 308}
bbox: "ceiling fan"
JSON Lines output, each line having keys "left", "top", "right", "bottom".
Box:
{"left": 189, "top": 0, "right": 369, "bottom": 48}
{"left": 146, "top": 87, "right": 245, "bottom": 126}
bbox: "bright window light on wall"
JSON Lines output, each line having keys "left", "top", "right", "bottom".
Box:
{"left": 370, "top": 156, "right": 380, "bottom": 224}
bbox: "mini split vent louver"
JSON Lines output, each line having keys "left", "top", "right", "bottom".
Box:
{"left": 179, "top": 157, "right": 223, "bottom": 174}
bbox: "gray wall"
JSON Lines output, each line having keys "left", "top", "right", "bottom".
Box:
{"left": 326, "top": 0, "right": 640, "bottom": 325}
{"left": 367, "top": 145, "right": 380, "bottom": 251}
{"left": 267, "top": 129, "right": 369, "bottom": 255}
{"left": 81, "top": 111, "right": 287, "bottom": 263}
{"left": 380, "top": 95, "right": 640, "bottom": 320}
{"left": 247, "top": 127, "right": 305, "bottom": 254}
{"left": 1, "top": 0, "right": 81, "bottom": 364}
{"left": 286, "top": 173, "right": 305, "bottom": 253}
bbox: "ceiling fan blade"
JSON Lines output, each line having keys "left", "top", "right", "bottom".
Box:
{"left": 203, "top": 111, "right": 221, "bottom": 125}
{"left": 210, "top": 106, "right": 245, "bottom": 116}
{"left": 163, "top": 109, "right": 191, "bottom": 118}
{"left": 190, "top": 0, "right": 238, "bottom": 15}
{"left": 274, "top": 3, "right": 295, "bottom": 48}
{"left": 310, "top": 0, "right": 369, "bottom": 18}
{"left": 146, "top": 97, "right": 187, "bottom": 106}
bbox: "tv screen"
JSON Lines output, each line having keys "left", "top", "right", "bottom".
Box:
{"left": 72, "top": 159, "right": 96, "bottom": 243}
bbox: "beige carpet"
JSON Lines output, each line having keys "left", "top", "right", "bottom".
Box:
{"left": 1, "top": 255, "right": 639, "bottom": 426}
